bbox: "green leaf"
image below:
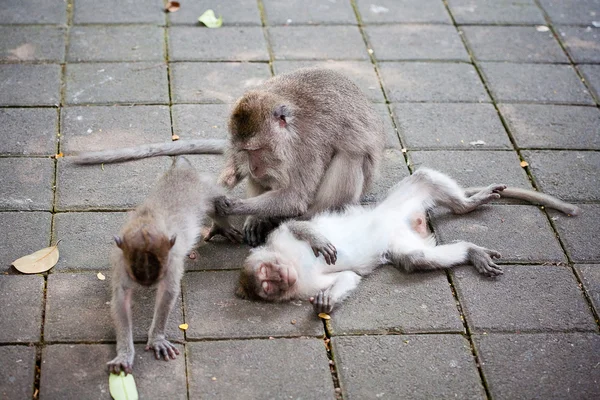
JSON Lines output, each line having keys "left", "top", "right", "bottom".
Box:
{"left": 198, "top": 9, "right": 223, "bottom": 28}
{"left": 109, "top": 372, "right": 139, "bottom": 400}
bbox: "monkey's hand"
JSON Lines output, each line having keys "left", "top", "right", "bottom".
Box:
{"left": 218, "top": 162, "right": 242, "bottom": 189}
{"left": 214, "top": 195, "right": 240, "bottom": 216}
{"left": 244, "top": 216, "right": 275, "bottom": 247}
{"left": 204, "top": 221, "right": 243, "bottom": 243}
{"left": 107, "top": 352, "right": 134, "bottom": 375}
{"left": 468, "top": 246, "right": 503, "bottom": 277}
{"left": 145, "top": 337, "right": 180, "bottom": 361}
{"left": 310, "top": 289, "right": 334, "bottom": 314}
{"left": 311, "top": 242, "right": 337, "bottom": 265}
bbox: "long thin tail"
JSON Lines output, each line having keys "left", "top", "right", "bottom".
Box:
{"left": 465, "top": 186, "right": 580, "bottom": 216}
{"left": 71, "top": 139, "right": 228, "bottom": 165}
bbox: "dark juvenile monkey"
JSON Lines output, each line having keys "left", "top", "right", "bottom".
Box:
{"left": 71, "top": 68, "right": 388, "bottom": 246}
{"left": 235, "top": 168, "right": 580, "bottom": 313}
{"left": 108, "top": 156, "right": 241, "bottom": 375}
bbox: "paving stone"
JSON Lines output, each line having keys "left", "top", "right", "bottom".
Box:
{"left": 65, "top": 62, "right": 169, "bottom": 105}
{"left": 499, "top": 104, "right": 600, "bottom": 150}
{"left": 0, "top": 275, "right": 44, "bottom": 342}
{"left": 462, "top": 26, "right": 569, "bottom": 63}
{"left": 0, "top": 212, "right": 51, "bottom": 272}
{"left": 40, "top": 343, "right": 186, "bottom": 400}
{"left": 171, "top": 104, "right": 231, "bottom": 140}
{"left": 168, "top": 27, "right": 269, "bottom": 61}
{"left": 447, "top": 0, "right": 546, "bottom": 24}
{"left": 432, "top": 205, "right": 566, "bottom": 263}
{"left": 367, "top": 25, "right": 469, "bottom": 62}
{"left": 474, "top": 333, "right": 600, "bottom": 399}
{"left": 45, "top": 272, "right": 184, "bottom": 342}
{"left": 575, "top": 264, "right": 600, "bottom": 314}
{"left": 263, "top": 0, "right": 356, "bottom": 25}
{"left": 454, "top": 265, "right": 596, "bottom": 332}
{"left": 186, "top": 239, "right": 250, "bottom": 271}
{"left": 333, "top": 335, "right": 485, "bottom": 399}
{"left": 410, "top": 150, "right": 531, "bottom": 189}
{"left": 379, "top": 62, "right": 489, "bottom": 103}
{"left": 578, "top": 64, "right": 600, "bottom": 101}
{"left": 356, "top": 0, "right": 452, "bottom": 24}
{"left": 53, "top": 212, "right": 126, "bottom": 271}
{"left": 60, "top": 105, "right": 171, "bottom": 153}
{"left": 273, "top": 60, "right": 385, "bottom": 102}
{"left": 0, "top": 0, "right": 67, "bottom": 24}
{"left": 182, "top": 271, "right": 324, "bottom": 339}
{"left": 269, "top": 26, "right": 369, "bottom": 60}
{"left": 480, "top": 62, "right": 595, "bottom": 105}
{"left": 0, "top": 64, "right": 61, "bottom": 106}
{"left": 0, "top": 346, "right": 35, "bottom": 399}
{"left": 73, "top": 0, "right": 165, "bottom": 24}
{"left": 522, "top": 150, "right": 600, "bottom": 201}
{"left": 373, "top": 103, "right": 401, "bottom": 148}
{"left": 550, "top": 204, "right": 600, "bottom": 262}
{"left": 329, "top": 266, "right": 463, "bottom": 335}
{"left": 170, "top": 62, "right": 271, "bottom": 103}
{"left": 539, "top": 0, "right": 600, "bottom": 25}
{"left": 362, "top": 148, "right": 410, "bottom": 203}
{"left": 68, "top": 26, "right": 164, "bottom": 62}
{"left": 56, "top": 157, "right": 171, "bottom": 210}
{"left": 558, "top": 26, "right": 600, "bottom": 63}
{"left": 394, "top": 103, "right": 511, "bottom": 150}
{"left": 187, "top": 339, "right": 334, "bottom": 400}
{"left": 168, "top": 0, "right": 261, "bottom": 25}
{"left": 0, "top": 26, "right": 64, "bottom": 62}
{"left": 0, "top": 158, "right": 54, "bottom": 211}
{"left": 0, "top": 108, "right": 57, "bottom": 155}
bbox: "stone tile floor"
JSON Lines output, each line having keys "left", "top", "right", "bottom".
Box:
{"left": 0, "top": 0, "right": 599, "bottom": 399}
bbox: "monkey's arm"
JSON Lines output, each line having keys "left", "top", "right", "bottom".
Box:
{"left": 146, "top": 260, "right": 183, "bottom": 361}
{"left": 284, "top": 221, "right": 337, "bottom": 265}
{"left": 72, "top": 139, "right": 227, "bottom": 165}
{"left": 310, "top": 271, "right": 361, "bottom": 314}
{"left": 215, "top": 189, "right": 310, "bottom": 218}
{"left": 108, "top": 280, "right": 135, "bottom": 375}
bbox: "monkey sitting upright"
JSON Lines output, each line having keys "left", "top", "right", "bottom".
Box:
{"left": 72, "top": 68, "right": 387, "bottom": 246}
{"left": 108, "top": 156, "right": 241, "bottom": 375}
{"left": 235, "top": 168, "right": 580, "bottom": 313}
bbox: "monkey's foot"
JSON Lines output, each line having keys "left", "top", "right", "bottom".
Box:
{"left": 470, "top": 184, "right": 507, "bottom": 207}
{"left": 145, "top": 338, "right": 180, "bottom": 361}
{"left": 204, "top": 222, "right": 243, "bottom": 243}
{"left": 468, "top": 246, "right": 503, "bottom": 277}
{"left": 107, "top": 353, "right": 134, "bottom": 375}
{"left": 310, "top": 290, "right": 334, "bottom": 314}
{"left": 244, "top": 216, "right": 274, "bottom": 247}
{"left": 312, "top": 242, "right": 337, "bottom": 265}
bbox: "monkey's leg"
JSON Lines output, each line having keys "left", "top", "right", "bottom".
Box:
{"left": 146, "top": 261, "right": 183, "bottom": 361}
{"left": 411, "top": 168, "right": 506, "bottom": 214}
{"left": 285, "top": 221, "right": 337, "bottom": 265}
{"left": 389, "top": 242, "right": 503, "bottom": 277}
{"left": 108, "top": 285, "right": 135, "bottom": 375}
{"left": 305, "top": 154, "right": 365, "bottom": 218}
{"left": 309, "top": 271, "right": 362, "bottom": 314}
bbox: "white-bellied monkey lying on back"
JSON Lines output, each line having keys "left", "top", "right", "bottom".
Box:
{"left": 236, "top": 168, "right": 580, "bottom": 313}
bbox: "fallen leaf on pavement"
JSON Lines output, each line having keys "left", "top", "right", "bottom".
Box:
{"left": 109, "top": 371, "right": 138, "bottom": 400}
{"left": 520, "top": 161, "right": 529, "bottom": 167}
{"left": 179, "top": 323, "right": 189, "bottom": 330}
{"left": 318, "top": 313, "right": 331, "bottom": 320}
{"left": 165, "top": 1, "right": 180, "bottom": 13}
{"left": 171, "top": 134, "right": 180, "bottom": 141}
{"left": 198, "top": 9, "right": 223, "bottom": 28}
{"left": 97, "top": 272, "right": 106, "bottom": 280}
{"left": 12, "top": 241, "right": 61, "bottom": 274}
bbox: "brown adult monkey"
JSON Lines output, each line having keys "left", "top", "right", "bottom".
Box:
{"left": 108, "top": 156, "right": 241, "bottom": 375}
{"left": 215, "top": 68, "right": 386, "bottom": 245}
{"left": 71, "top": 68, "right": 387, "bottom": 246}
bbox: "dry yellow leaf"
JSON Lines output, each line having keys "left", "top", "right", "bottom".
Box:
{"left": 54, "top": 152, "right": 64, "bottom": 158}
{"left": 179, "top": 323, "right": 189, "bottom": 330}
{"left": 165, "top": 1, "right": 180, "bottom": 13}
{"left": 97, "top": 272, "right": 106, "bottom": 280}
{"left": 172, "top": 134, "right": 180, "bottom": 141}
{"left": 318, "top": 313, "right": 331, "bottom": 320}
{"left": 11, "top": 241, "right": 60, "bottom": 274}
{"left": 520, "top": 161, "right": 529, "bottom": 168}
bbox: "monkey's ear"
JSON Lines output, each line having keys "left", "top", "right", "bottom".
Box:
{"left": 169, "top": 235, "right": 177, "bottom": 248}
{"left": 273, "top": 105, "right": 291, "bottom": 127}
{"left": 114, "top": 235, "right": 124, "bottom": 249}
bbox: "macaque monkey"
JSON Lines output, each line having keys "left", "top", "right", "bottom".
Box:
{"left": 235, "top": 168, "right": 580, "bottom": 313}
{"left": 108, "top": 156, "right": 241, "bottom": 375}
{"left": 71, "top": 68, "right": 387, "bottom": 246}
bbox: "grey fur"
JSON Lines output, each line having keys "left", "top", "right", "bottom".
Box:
{"left": 108, "top": 156, "right": 241, "bottom": 375}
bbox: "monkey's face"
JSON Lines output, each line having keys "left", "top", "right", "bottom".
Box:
{"left": 125, "top": 249, "right": 165, "bottom": 287}
{"left": 237, "top": 251, "right": 298, "bottom": 301}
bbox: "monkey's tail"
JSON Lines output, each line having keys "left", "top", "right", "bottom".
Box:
{"left": 71, "top": 139, "right": 228, "bottom": 165}
{"left": 465, "top": 187, "right": 581, "bottom": 216}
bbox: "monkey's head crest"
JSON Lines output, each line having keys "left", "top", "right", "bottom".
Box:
{"left": 229, "top": 91, "right": 292, "bottom": 140}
